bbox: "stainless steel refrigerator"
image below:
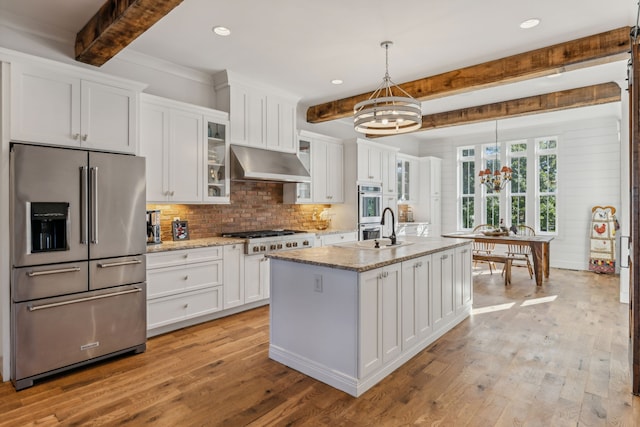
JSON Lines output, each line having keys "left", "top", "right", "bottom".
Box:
{"left": 10, "top": 144, "right": 147, "bottom": 390}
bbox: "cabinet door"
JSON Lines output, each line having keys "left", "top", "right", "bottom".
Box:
{"left": 326, "top": 141, "right": 344, "bottom": 203}
{"left": 170, "top": 109, "right": 202, "bottom": 203}
{"left": 455, "top": 244, "right": 473, "bottom": 313}
{"left": 223, "top": 244, "right": 245, "bottom": 309}
{"left": 266, "top": 95, "right": 296, "bottom": 152}
{"left": 247, "top": 90, "right": 266, "bottom": 148}
{"left": 433, "top": 249, "right": 455, "bottom": 330}
{"left": 312, "top": 140, "right": 329, "bottom": 202}
{"left": 140, "top": 102, "right": 171, "bottom": 202}
{"left": 381, "top": 264, "right": 402, "bottom": 364}
{"left": 245, "top": 254, "right": 269, "bottom": 302}
{"left": 382, "top": 150, "right": 397, "bottom": 195}
{"left": 204, "top": 117, "right": 230, "bottom": 203}
{"left": 80, "top": 80, "right": 136, "bottom": 153}
{"left": 359, "top": 269, "right": 383, "bottom": 378}
{"left": 402, "top": 255, "right": 432, "bottom": 349}
{"left": 430, "top": 196, "right": 442, "bottom": 236}
{"left": 429, "top": 157, "right": 442, "bottom": 197}
{"left": 357, "top": 144, "right": 382, "bottom": 182}
{"left": 10, "top": 62, "right": 81, "bottom": 147}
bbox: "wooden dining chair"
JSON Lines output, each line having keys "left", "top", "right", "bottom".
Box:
{"left": 505, "top": 224, "right": 535, "bottom": 279}
{"left": 472, "top": 224, "right": 497, "bottom": 273}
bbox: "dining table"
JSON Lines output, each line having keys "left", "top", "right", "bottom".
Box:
{"left": 442, "top": 232, "right": 554, "bottom": 286}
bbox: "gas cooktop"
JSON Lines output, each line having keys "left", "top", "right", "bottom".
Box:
{"left": 223, "top": 229, "right": 302, "bottom": 239}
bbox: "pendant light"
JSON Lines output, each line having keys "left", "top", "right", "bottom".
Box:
{"left": 478, "top": 121, "right": 512, "bottom": 192}
{"left": 353, "top": 41, "right": 422, "bottom": 136}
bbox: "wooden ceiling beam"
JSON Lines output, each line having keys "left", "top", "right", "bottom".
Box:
{"left": 367, "top": 82, "right": 621, "bottom": 137}
{"left": 307, "top": 27, "right": 631, "bottom": 124}
{"left": 75, "top": 0, "right": 183, "bottom": 67}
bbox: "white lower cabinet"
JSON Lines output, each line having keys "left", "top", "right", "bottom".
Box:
{"left": 455, "top": 245, "right": 473, "bottom": 314}
{"left": 359, "top": 263, "right": 402, "bottom": 378}
{"left": 244, "top": 254, "right": 270, "bottom": 302}
{"left": 432, "top": 248, "right": 455, "bottom": 331}
{"left": 401, "top": 254, "right": 432, "bottom": 352}
{"left": 223, "top": 243, "right": 245, "bottom": 309}
{"left": 147, "top": 247, "right": 223, "bottom": 331}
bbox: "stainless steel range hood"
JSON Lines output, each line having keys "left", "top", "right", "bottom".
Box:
{"left": 230, "top": 145, "right": 311, "bottom": 183}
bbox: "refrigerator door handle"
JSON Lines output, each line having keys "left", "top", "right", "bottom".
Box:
{"left": 27, "top": 287, "right": 142, "bottom": 312}
{"left": 80, "top": 166, "right": 89, "bottom": 245}
{"left": 90, "top": 166, "right": 99, "bottom": 244}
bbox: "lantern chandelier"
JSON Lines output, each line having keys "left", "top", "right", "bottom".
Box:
{"left": 479, "top": 121, "right": 512, "bottom": 193}
{"left": 353, "top": 41, "right": 422, "bottom": 136}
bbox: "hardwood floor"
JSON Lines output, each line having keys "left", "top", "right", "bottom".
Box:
{"left": 1, "top": 267, "right": 639, "bottom": 426}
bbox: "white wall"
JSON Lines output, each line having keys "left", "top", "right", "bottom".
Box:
{"left": 416, "top": 105, "right": 622, "bottom": 271}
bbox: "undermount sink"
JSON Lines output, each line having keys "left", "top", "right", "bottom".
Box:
{"left": 338, "top": 239, "right": 414, "bottom": 250}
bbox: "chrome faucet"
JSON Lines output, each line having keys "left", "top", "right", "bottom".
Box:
{"left": 380, "top": 207, "right": 397, "bottom": 245}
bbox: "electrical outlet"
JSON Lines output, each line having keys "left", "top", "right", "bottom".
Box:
{"left": 314, "top": 274, "right": 323, "bottom": 293}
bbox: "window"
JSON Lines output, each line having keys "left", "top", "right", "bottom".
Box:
{"left": 537, "top": 138, "right": 557, "bottom": 233}
{"left": 457, "top": 136, "right": 558, "bottom": 234}
{"left": 458, "top": 147, "right": 475, "bottom": 229}
{"left": 509, "top": 142, "right": 527, "bottom": 226}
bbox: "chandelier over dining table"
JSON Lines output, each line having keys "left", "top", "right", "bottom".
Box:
{"left": 478, "top": 121, "right": 512, "bottom": 192}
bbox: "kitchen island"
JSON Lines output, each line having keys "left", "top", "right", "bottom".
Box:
{"left": 267, "top": 236, "right": 473, "bottom": 397}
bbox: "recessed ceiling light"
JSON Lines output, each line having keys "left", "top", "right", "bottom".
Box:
{"left": 212, "top": 26, "right": 231, "bottom": 36}
{"left": 331, "top": 79, "right": 343, "bottom": 85}
{"left": 519, "top": 18, "right": 540, "bottom": 29}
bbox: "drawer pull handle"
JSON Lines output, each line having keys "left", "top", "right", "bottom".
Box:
{"left": 98, "top": 260, "right": 142, "bottom": 268}
{"left": 28, "top": 287, "right": 142, "bottom": 312}
{"left": 27, "top": 267, "right": 81, "bottom": 277}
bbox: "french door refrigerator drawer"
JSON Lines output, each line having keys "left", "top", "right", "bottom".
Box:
{"left": 90, "top": 255, "right": 146, "bottom": 290}
{"left": 12, "top": 261, "right": 89, "bottom": 302}
{"left": 12, "top": 283, "right": 147, "bottom": 389}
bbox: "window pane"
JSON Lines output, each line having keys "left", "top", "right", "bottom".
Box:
{"left": 486, "top": 196, "right": 500, "bottom": 226}
{"left": 462, "top": 196, "right": 474, "bottom": 229}
{"left": 511, "top": 157, "right": 527, "bottom": 193}
{"left": 462, "top": 148, "right": 475, "bottom": 157}
{"left": 540, "top": 195, "right": 557, "bottom": 232}
{"left": 539, "top": 154, "right": 557, "bottom": 193}
{"left": 510, "top": 143, "right": 527, "bottom": 153}
{"left": 538, "top": 139, "right": 557, "bottom": 150}
{"left": 404, "top": 161, "right": 410, "bottom": 198}
{"left": 511, "top": 195, "right": 526, "bottom": 225}
{"left": 462, "top": 161, "right": 475, "bottom": 195}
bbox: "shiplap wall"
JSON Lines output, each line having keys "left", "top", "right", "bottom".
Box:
{"left": 416, "top": 110, "right": 622, "bottom": 271}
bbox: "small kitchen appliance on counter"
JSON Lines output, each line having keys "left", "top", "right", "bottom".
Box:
{"left": 147, "top": 210, "right": 161, "bottom": 244}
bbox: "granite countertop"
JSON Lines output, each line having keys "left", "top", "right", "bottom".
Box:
{"left": 146, "top": 237, "right": 245, "bottom": 253}
{"left": 267, "top": 236, "right": 471, "bottom": 272}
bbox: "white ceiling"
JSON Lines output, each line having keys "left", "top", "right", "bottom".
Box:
{"left": 0, "top": 0, "right": 636, "bottom": 142}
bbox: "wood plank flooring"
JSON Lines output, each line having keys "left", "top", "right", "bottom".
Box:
{"left": 1, "top": 267, "right": 639, "bottom": 426}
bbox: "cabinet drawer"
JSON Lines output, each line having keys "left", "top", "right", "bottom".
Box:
{"left": 321, "top": 232, "right": 358, "bottom": 246}
{"left": 147, "top": 286, "right": 222, "bottom": 329}
{"left": 147, "top": 246, "right": 223, "bottom": 269}
{"left": 147, "top": 260, "right": 222, "bottom": 299}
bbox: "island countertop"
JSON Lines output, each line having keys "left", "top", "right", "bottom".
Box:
{"left": 267, "top": 236, "right": 471, "bottom": 272}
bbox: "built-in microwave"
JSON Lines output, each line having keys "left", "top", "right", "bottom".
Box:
{"left": 358, "top": 184, "right": 383, "bottom": 224}
{"left": 359, "top": 223, "right": 382, "bottom": 241}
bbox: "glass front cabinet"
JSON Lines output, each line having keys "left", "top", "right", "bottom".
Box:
{"left": 204, "top": 115, "right": 230, "bottom": 203}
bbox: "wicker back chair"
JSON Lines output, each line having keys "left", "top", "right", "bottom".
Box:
{"left": 472, "top": 224, "right": 497, "bottom": 273}
{"left": 507, "top": 224, "right": 535, "bottom": 278}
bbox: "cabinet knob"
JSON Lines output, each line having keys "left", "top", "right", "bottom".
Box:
{"left": 170, "top": 191, "right": 175, "bottom": 196}
{"left": 73, "top": 133, "right": 80, "bottom": 140}
{"left": 82, "top": 134, "right": 88, "bottom": 141}
{"left": 441, "top": 254, "right": 449, "bottom": 260}
{"left": 183, "top": 254, "right": 189, "bottom": 259}
{"left": 183, "top": 303, "right": 188, "bottom": 309}
{"left": 183, "top": 275, "right": 189, "bottom": 280}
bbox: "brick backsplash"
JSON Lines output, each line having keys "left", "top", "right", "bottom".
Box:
{"left": 147, "top": 180, "right": 331, "bottom": 241}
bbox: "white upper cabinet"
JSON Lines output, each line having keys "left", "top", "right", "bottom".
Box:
{"left": 9, "top": 60, "right": 142, "bottom": 154}
{"left": 382, "top": 149, "right": 397, "bottom": 195}
{"left": 397, "top": 154, "right": 419, "bottom": 203}
{"left": 357, "top": 143, "right": 383, "bottom": 182}
{"left": 283, "top": 131, "right": 344, "bottom": 204}
{"left": 140, "top": 94, "right": 229, "bottom": 204}
{"left": 214, "top": 70, "right": 299, "bottom": 153}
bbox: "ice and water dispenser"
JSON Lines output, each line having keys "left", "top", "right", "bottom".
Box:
{"left": 30, "top": 202, "right": 68, "bottom": 253}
